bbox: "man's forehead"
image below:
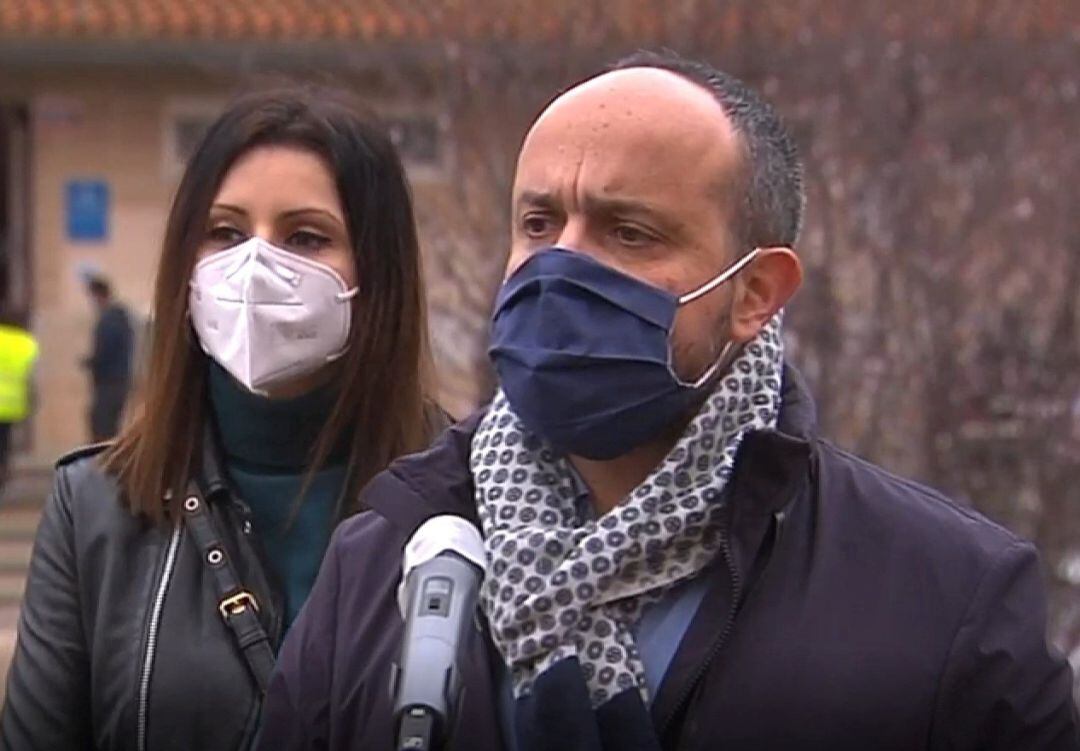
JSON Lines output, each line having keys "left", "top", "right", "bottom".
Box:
{"left": 544, "top": 68, "right": 724, "bottom": 119}
{"left": 514, "top": 67, "right": 742, "bottom": 202}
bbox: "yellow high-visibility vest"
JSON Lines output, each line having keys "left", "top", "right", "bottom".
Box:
{"left": 0, "top": 324, "right": 38, "bottom": 423}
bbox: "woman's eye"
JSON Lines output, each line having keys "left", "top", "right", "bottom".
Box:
{"left": 206, "top": 226, "right": 245, "bottom": 248}
{"left": 287, "top": 230, "right": 332, "bottom": 252}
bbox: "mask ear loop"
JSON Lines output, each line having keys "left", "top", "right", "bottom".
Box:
{"left": 325, "top": 286, "right": 361, "bottom": 363}
{"left": 677, "top": 248, "right": 761, "bottom": 305}
{"left": 670, "top": 248, "right": 761, "bottom": 389}
{"left": 679, "top": 340, "right": 737, "bottom": 389}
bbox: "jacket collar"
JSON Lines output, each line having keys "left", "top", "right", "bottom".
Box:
{"left": 729, "top": 363, "right": 815, "bottom": 519}
{"left": 361, "top": 410, "right": 486, "bottom": 536}
{"left": 776, "top": 363, "right": 817, "bottom": 439}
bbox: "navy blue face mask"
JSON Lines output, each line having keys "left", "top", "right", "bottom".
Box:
{"left": 489, "top": 246, "right": 760, "bottom": 460}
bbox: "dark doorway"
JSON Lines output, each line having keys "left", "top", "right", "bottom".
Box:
{"left": 0, "top": 103, "right": 34, "bottom": 453}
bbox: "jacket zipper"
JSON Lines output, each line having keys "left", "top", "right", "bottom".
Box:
{"left": 658, "top": 508, "right": 787, "bottom": 742}
{"left": 659, "top": 520, "right": 744, "bottom": 739}
{"left": 137, "top": 516, "right": 183, "bottom": 751}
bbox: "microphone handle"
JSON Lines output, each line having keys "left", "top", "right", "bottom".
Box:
{"left": 392, "top": 552, "right": 482, "bottom": 751}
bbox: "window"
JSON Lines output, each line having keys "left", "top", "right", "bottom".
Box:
{"left": 162, "top": 99, "right": 225, "bottom": 179}
{"left": 385, "top": 115, "right": 440, "bottom": 164}
{"left": 382, "top": 113, "right": 447, "bottom": 180}
{"left": 173, "top": 115, "right": 213, "bottom": 165}
{"left": 162, "top": 101, "right": 446, "bottom": 180}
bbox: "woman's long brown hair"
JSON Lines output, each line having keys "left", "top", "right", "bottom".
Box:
{"left": 103, "top": 85, "right": 437, "bottom": 522}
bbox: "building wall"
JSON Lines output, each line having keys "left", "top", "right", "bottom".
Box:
{"left": 1, "top": 69, "right": 229, "bottom": 464}
{"left": 0, "top": 65, "right": 484, "bottom": 465}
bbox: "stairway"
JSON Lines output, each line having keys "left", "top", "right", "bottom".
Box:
{"left": 0, "top": 470, "right": 50, "bottom": 610}
{"left": 0, "top": 505, "right": 40, "bottom": 609}
{"left": 0, "top": 470, "right": 49, "bottom": 706}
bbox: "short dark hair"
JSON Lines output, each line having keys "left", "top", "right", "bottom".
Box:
{"left": 611, "top": 50, "right": 804, "bottom": 249}
{"left": 87, "top": 277, "right": 111, "bottom": 298}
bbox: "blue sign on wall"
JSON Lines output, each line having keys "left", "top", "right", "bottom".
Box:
{"left": 66, "top": 180, "right": 110, "bottom": 242}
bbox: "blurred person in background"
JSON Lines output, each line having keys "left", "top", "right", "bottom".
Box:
{"left": 260, "top": 52, "right": 1078, "bottom": 750}
{"left": 81, "top": 274, "right": 134, "bottom": 441}
{"left": 0, "top": 306, "right": 37, "bottom": 495}
{"left": 0, "top": 85, "right": 443, "bottom": 750}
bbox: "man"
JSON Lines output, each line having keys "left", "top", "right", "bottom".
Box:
{"left": 82, "top": 275, "right": 133, "bottom": 441}
{"left": 259, "top": 52, "right": 1078, "bottom": 750}
{"left": 0, "top": 309, "right": 37, "bottom": 494}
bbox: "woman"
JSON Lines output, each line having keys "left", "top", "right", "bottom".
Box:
{"left": 0, "top": 86, "right": 440, "bottom": 750}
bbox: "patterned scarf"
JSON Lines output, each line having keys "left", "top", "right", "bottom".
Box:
{"left": 473, "top": 316, "right": 785, "bottom": 708}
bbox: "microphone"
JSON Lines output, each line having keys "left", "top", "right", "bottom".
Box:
{"left": 391, "top": 516, "right": 486, "bottom": 751}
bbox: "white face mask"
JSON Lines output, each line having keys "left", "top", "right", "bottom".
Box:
{"left": 189, "top": 236, "right": 358, "bottom": 394}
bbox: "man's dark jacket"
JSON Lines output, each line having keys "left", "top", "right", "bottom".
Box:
{"left": 88, "top": 303, "right": 134, "bottom": 384}
{"left": 259, "top": 368, "right": 1078, "bottom": 751}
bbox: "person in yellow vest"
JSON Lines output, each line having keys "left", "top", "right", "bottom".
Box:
{"left": 0, "top": 309, "right": 38, "bottom": 494}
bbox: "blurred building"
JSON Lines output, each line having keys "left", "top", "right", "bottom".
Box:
{"left": 0, "top": 1, "right": 508, "bottom": 462}
{"left": 0, "top": 0, "right": 1078, "bottom": 701}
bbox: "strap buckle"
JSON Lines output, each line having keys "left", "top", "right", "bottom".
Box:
{"left": 219, "top": 590, "right": 259, "bottom": 620}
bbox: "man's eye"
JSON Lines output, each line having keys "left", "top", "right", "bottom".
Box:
{"left": 613, "top": 225, "right": 654, "bottom": 246}
{"left": 287, "top": 230, "right": 332, "bottom": 252}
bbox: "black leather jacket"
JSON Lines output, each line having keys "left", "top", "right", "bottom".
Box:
{"left": 1, "top": 440, "right": 283, "bottom": 751}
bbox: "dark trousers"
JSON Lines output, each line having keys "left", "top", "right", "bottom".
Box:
{"left": 90, "top": 379, "right": 130, "bottom": 442}
{"left": 0, "top": 422, "right": 10, "bottom": 492}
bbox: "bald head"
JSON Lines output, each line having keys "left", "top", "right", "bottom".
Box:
{"left": 526, "top": 67, "right": 740, "bottom": 163}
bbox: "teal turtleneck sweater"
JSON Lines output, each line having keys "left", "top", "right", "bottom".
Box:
{"left": 207, "top": 362, "right": 348, "bottom": 630}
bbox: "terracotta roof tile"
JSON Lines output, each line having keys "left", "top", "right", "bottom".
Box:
{"left": 0, "top": 0, "right": 1075, "bottom": 43}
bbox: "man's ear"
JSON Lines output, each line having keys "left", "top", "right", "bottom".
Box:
{"left": 729, "top": 247, "right": 802, "bottom": 342}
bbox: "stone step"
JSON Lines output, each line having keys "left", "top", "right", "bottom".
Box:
{"left": 0, "top": 538, "right": 33, "bottom": 574}
{"left": 0, "top": 571, "right": 25, "bottom": 609}
{"left": 0, "top": 606, "right": 18, "bottom": 706}
{"left": 0, "top": 501, "right": 41, "bottom": 610}
{"left": 0, "top": 504, "right": 42, "bottom": 537}
{"left": 0, "top": 469, "right": 52, "bottom": 508}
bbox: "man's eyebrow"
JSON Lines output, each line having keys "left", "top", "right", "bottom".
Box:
{"left": 580, "top": 193, "right": 667, "bottom": 219}
{"left": 515, "top": 190, "right": 560, "bottom": 209}
{"left": 583, "top": 193, "right": 690, "bottom": 238}
{"left": 515, "top": 190, "right": 666, "bottom": 218}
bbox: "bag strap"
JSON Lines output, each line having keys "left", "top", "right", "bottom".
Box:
{"left": 180, "top": 484, "right": 275, "bottom": 694}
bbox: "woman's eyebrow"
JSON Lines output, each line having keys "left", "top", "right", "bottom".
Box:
{"left": 210, "top": 203, "right": 247, "bottom": 216}
{"left": 279, "top": 207, "right": 346, "bottom": 229}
